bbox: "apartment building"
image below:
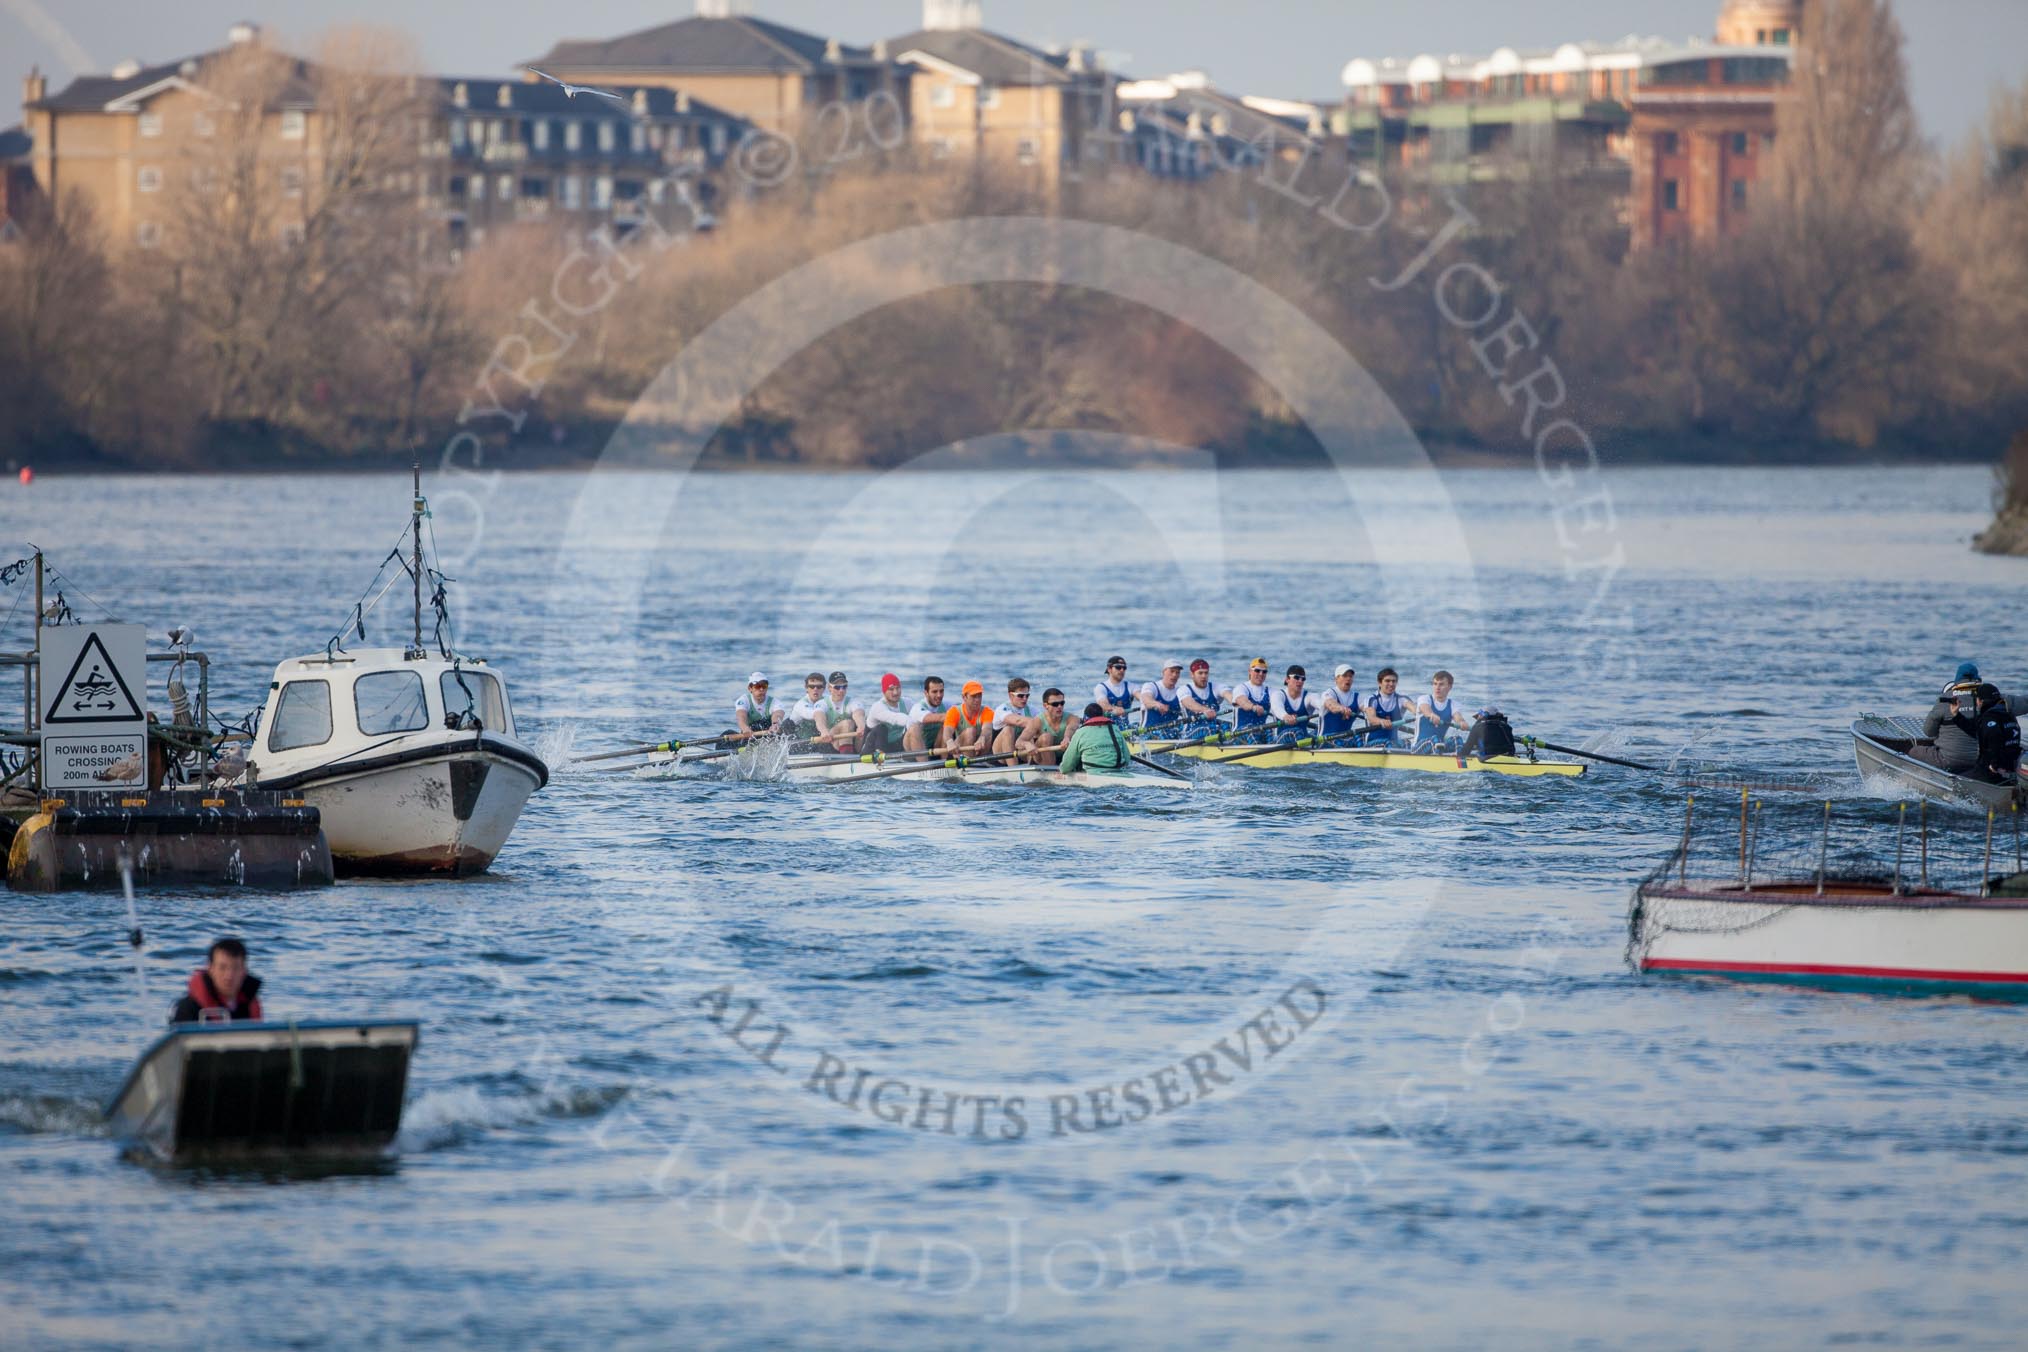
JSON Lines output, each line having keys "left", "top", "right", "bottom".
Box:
{"left": 19, "top": 24, "right": 745, "bottom": 253}
{"left": 886, "top": 0, "right": 1109, "bottom": 188}
{"left": 432, "top": 77, "right": 744, "bottom": 247}
{"left": 523, "top": 0, "right": 897, "bottom": 133}
{"left": 1333, "top": 0, "right": 1800, "bottom": 246}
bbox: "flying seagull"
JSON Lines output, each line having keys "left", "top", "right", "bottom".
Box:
{"left": 527, "top": 69, "right": 628, "bottom": 104}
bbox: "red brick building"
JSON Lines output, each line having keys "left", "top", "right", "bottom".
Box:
{"left": 1627, "top": 0, "right": 1801, "bottom": 249}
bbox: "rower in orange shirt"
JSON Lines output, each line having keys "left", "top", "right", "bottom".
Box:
{"left": 941, "top": 680, "right": 996, "bottom": 757}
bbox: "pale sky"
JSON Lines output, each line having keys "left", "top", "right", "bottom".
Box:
{"left": 6, "top": 0, "right": 2024, "bottom": 150}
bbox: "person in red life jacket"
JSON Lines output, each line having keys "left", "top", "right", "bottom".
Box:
{"left": 169, "top": 937, "right": 264, "bottom": 1025}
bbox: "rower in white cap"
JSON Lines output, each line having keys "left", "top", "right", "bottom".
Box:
{"left": 1138, "top": 658, "right": 1188, "bottom": 731}
{"left": 733, "top": 672, "right": 784, "bottom": 739}
{"left": 1320, "top": 664, "right": 1364, "bottom": 740}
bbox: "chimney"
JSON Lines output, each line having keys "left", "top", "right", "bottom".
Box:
{"left": 499, "top": 83, "right": 513, "bottom": 108}
{"left": 696, "top": 0, "right": 734, "bottom": 16}
{"left": 924, "top": 0, "right": 983, "bottom": 31}
{"left": 676, "top": 90, "right": 690, "bottom": 113}
{"left": 23, "top": 66, "right": 45, "bottom": 107}
{"left": 824, "top": 38, "right": 841, "bottom": 63}
{"left": 227, "top": 21, "right": 260, "bottom": 45}
{"left": 1066, "top": 46, "right": 1086, "bottom": 74}
{"left": 872, "top": 38, "right": 889, "bottom": 62}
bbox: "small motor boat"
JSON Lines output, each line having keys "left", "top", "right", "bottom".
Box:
{"left": 106, "top": 1019, "right": 419, "bottom": 1163}
{"left": 1853, "top": 716, "right": 2022, "bottom": 812}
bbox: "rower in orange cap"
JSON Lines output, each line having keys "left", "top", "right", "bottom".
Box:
{"left": 941, "top": 680, "right": 996, "bottom": 757}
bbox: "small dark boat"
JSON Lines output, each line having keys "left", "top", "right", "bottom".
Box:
{"left": 106, "top": 1020, "right": 418, "bottom": 1163}
{"left": 1852, "top": 716, "right": 2023, "bottom": 812}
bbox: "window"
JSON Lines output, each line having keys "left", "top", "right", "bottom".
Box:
{"left": 1657, "top": 131, "right": 1679, "bottom": 156}
{"left": 647, "top": 179, "right": 665, "bottom": 204}
{"left": 1731, "top": 132, "right": 1749, "bottom": 155}
{"left": 1721, "top": 57, "right": 1787, "bottom": 85}
{"left": 193, "top": 111, "right": 214, "bottom": 138}
{"left": 139, "top": 112, "right": 162, "bottom": 137}
{"left": 709, "top": 124, "right": 727, "bottom": 155}
{"left": 1771, "top": 28, "right": 1790, "bottom": 45}
{"left": 1731, "top": 178, "right": 1748, "bottom": 208}
{"left": 448, "top": 175, "right": 467, "bottom": 199}
{"left": 564, "top": 119, "right": 582, "bottom": 152}
{"left": 598, "top": 121, "right": 616, "bottom": 153}
{"left": 592, "top": 175, "right": 612, "bottom": 208}
{"left": 630, "top": 122, "right": 645, "bottom": 153}
{"left": 931, "top": 83, "right": 955, "bottom": 110}
{"left": 521, "top": 176, "right": 549, "bottom": 199}
{"left": 268, "top": 679, "right": 333, "bottom": 751}
{"left": 354, "top": 671, "right": 429, "bottom": 736}
{"left": 560, "top": 174, "right": 581, "bottom": 208}
{"left": 533, "top": 119, "right": 550, "bottom": 151}
{"left": 614, "top": 178, "right": 641, "bottom": 200}
{"left": 497, "top": 172, "right": 514, "bottom": 200}
{"left": 1662, "top": 178, "right": 1679, "bottom": 210}
{"left": 440, "top": 670, "right": 508, "bottom": 733}
{"left": 1016, "top": 138, "right": 1038, "bottom": 165}
{"left": 471, "top": 174, "right": 487, "bottom": 202}
{"left": 281, "top": 109, "right": 306, "bottom": 141}
{"left": 450, "top": 118, "right": 468, "bottom": 150}
{"left": 979, "top": 85, "right": 1001, "bottom": 109}
{"left": 280, "top": 166, "right": 304, "bottom": 198}
{"left": 136, "top": 220, "right": 162, "bottom": 249}
{"left": 137, "top": 166, "right": 162, "bottom": 193}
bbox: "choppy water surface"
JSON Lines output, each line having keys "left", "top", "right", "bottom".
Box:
{"left": 2, "top": 465, "right": 2024, "bottom": 1348}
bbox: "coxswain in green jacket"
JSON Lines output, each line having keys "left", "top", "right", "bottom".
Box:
{"left": 1059, "top": 704, "right": 1131, "bottom": 775}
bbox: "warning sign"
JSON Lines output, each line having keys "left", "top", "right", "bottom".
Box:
{"left": 39, "top": 623, "right": 147, "bottom": 790}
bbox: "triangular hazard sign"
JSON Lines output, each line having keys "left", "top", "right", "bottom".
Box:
{"left": 43, "top": 631, "right": 144, "bottom": 724}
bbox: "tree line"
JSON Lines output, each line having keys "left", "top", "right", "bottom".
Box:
{"left": 2, "top": 0, "right": 2025, "bottom": 473}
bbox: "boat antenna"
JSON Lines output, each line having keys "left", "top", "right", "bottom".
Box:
{"left": 409, "top": 461, "right": 425, "bottom": 660}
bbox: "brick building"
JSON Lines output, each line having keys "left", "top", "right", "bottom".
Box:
{"left": 19, "top": 23, "right": 745, "bottom": 253}
{"left": 523, "top": 0, "right": 898, "bottom": 134}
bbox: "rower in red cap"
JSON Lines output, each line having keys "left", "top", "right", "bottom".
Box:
{"left": 864, "top": 672, "right": 912, "bottom": 755}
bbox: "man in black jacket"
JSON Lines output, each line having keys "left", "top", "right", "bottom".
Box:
{"left": 169, "top": 937, "right": 264, "bottom": 1024}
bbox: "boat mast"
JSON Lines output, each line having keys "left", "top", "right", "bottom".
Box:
{"left": 410, "top": 461, "right": 424, "bottom": 659}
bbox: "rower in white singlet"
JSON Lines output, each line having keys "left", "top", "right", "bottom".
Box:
{"left": 1093, "top": 656, "right": 1134, "bottom": 722}
{"left": 905, "top": 675, "right": 950, "bottom": 753}
{"left": 863, "top": 673, "right": 913, "bottom": 755}
{"left": 1179, "top": 658, "right": 1227, "bottom": 725}
{"left": 1230, "top": 658, "right": 1273, "bottom": 738}
{"left": 1414, "top": 670, "right": 1472, "bottom": 750}
{"left": 1361, "top": 667, "right": 1413, "bottom": 747}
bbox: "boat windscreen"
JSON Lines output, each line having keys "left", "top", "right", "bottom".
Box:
{"left": 440, "top": 669, "right": 509, "bottom": 735}
{"left": 355, "top": 670, "right": 429, "bottom": 736}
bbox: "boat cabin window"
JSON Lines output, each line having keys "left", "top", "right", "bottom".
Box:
{"left": 268, "top": 679, "right": 333, "bottom": 752}
{"left": 354, "top": 670, "right": 430, "bottom": 736}
{"left": 440, "top": 669, "right": 510, "bottom": 734}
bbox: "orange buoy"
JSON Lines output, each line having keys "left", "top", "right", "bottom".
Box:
{"left": 17, "top": 467, "right": 31, "bottom": 484}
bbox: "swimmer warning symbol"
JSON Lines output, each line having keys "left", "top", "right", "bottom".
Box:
{"left": 39, "top": 623, "right": 147, "bottom": 790}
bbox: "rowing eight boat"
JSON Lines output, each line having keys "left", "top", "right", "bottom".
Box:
{"left": 782, "top": 759, "right": 1189, "bottom": 789}
{"left": 1136, "top": 741, "right": 1585, "bottom": 778}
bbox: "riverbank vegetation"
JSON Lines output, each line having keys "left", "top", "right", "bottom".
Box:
{"left": 2, "top": 0, "right": 2027, "bottom": 479}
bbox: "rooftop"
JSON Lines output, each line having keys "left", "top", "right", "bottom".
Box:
{"left": 526, "top": 14, "right": 881, "bottom": 77}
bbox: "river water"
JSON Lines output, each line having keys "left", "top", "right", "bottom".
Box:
{"left": 2, "top": 464, "right": 2024, "bottom": 1348}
